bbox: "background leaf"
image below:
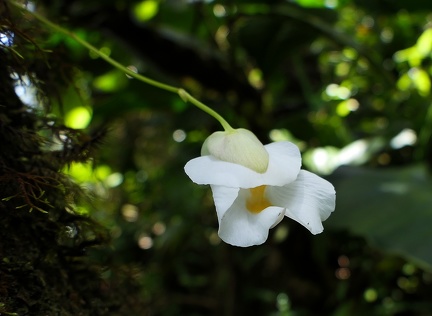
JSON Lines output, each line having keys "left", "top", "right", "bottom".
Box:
{"left": 328, "top": 165, "right": 432, "bottom": 270}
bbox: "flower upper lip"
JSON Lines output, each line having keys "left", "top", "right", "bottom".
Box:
{"left": 184, "top": 141, "right": 302, "bottom": 188}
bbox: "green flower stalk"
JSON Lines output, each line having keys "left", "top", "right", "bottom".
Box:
{"left": 9, "top": 0, "right": 234, "bottom": 132}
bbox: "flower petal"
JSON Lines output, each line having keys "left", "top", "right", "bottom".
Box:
{"left": 210, "top": 185, "right": 239, "bottom": 223}
{"left": 202, "top": 129, "right": 269, "bottom": 173}
{"left": 266, "top": 170, "right": 336, "bottom": 234}
{"left": 218, "top": 189, "right": 286, "bottom": 246}
{"left": 184, "top": 141, "right": 301, "bottom": 188}
{"left": 265, "top": 142, "right": 302, "bottom": 186}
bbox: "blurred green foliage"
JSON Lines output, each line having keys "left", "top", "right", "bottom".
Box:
{"left": 8, "top": 0, "right": 432, "bottom": 314}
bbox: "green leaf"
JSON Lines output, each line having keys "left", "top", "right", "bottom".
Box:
{"left": 93, "top": 69, "right": 128, "bottom": 92}
{"left": 411, "top": 68, "right": 431, "bottom": 96}
{"left": 327, "top": 164, "right": 432, "bottom": 270}
{"left": 65, "top": 106, "right": 92, "bottom": 129}
{"left": 293, "top": 0, "right": 326, "bottom": 8}
{"left": 416, "top": 28, "right": 432, "bottom": 57}
{"left": 133, "top": 0, "right": 159, "bottom": 22}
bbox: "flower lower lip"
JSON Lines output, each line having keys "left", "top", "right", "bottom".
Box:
{"left": 270, "top": 210, "right": 286, "bottom": 229}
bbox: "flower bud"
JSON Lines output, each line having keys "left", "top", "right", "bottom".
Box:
{"left": 201, "top": 128, "right": 269, "bottom": 173}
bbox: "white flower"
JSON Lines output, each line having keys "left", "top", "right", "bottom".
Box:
{"left": 184, "top": 129, "right": 336, "bottom": 247}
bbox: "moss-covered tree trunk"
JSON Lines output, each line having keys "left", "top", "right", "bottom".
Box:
{"left": 0, "top": 4, "right": 143, "bottom": 315}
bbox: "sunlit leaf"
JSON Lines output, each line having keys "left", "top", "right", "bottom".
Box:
{"left": 133, "top": 0, "right": 159, "bottom": 22}
{"left": 393, "top": 47, "right": 422, "bottom": 67}
{"left": 397, "top": 73, "right": 412, "bottom": 91}
{"left": 302, "top": 137, "right": 385, "bottom": 174}
{"left": 65, "top": 162, "right": 94, "bottom": 182}
{"left": 93, "top": 70, "right": 128, "bottom": 92}
{"left": 65, "top": 163, "right": 114, "bottom": 184}
{"left": 65, "top": 106, "right": 92, "bottom": 129}
{"left": 336, "top": 100, "right": 351, "bottom": 117}
{"left": 293, "top": 0, "right": 326, "bottom": 8}
{"left": 94, "top": 165, "right": 112, "bottom": 180}
{"left": 416, "top": 28, "right": 432, "bottom": 57}
{"left": 398, "top": 68, "right": 431, "bottom": 96}
{"left": 411, "top": 68, "right": 431, "bottom": 96}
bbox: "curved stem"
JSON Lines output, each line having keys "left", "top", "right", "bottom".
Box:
{"left": 178, "top": 89, "right": 234, "bottom": 132}
{"left": 10, "top": 1, "right": 234, "bottom": 131}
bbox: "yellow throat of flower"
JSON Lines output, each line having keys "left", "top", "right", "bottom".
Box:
{"left": 246, "top": 185, "right": 272, "bottom": 214}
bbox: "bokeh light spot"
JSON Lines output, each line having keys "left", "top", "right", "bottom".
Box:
{"left": 213, "top": 4, "right": 226, "bottom": 17}
{"left": 173, "top": 129, "right": 187, "bottom": 142}
{"left": 133, "top": 0, "right": 159, "bottom": 22}
{"left": 364, "top": 288, "right": 378, "bottom": 302}
{"left": 335, "top": 268, "right": 351, "bottom": 280}
{"left": 138, "top": 235, "right": 153, "bottom": 249}
{"left": 152, "top": 222, "right": 166, "bottom": 235}
{"left": 65, "top": 106, "right": 92, "bottom": 129}
{"left": 121, "top": 204, "right": 139, "bottom": 222}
